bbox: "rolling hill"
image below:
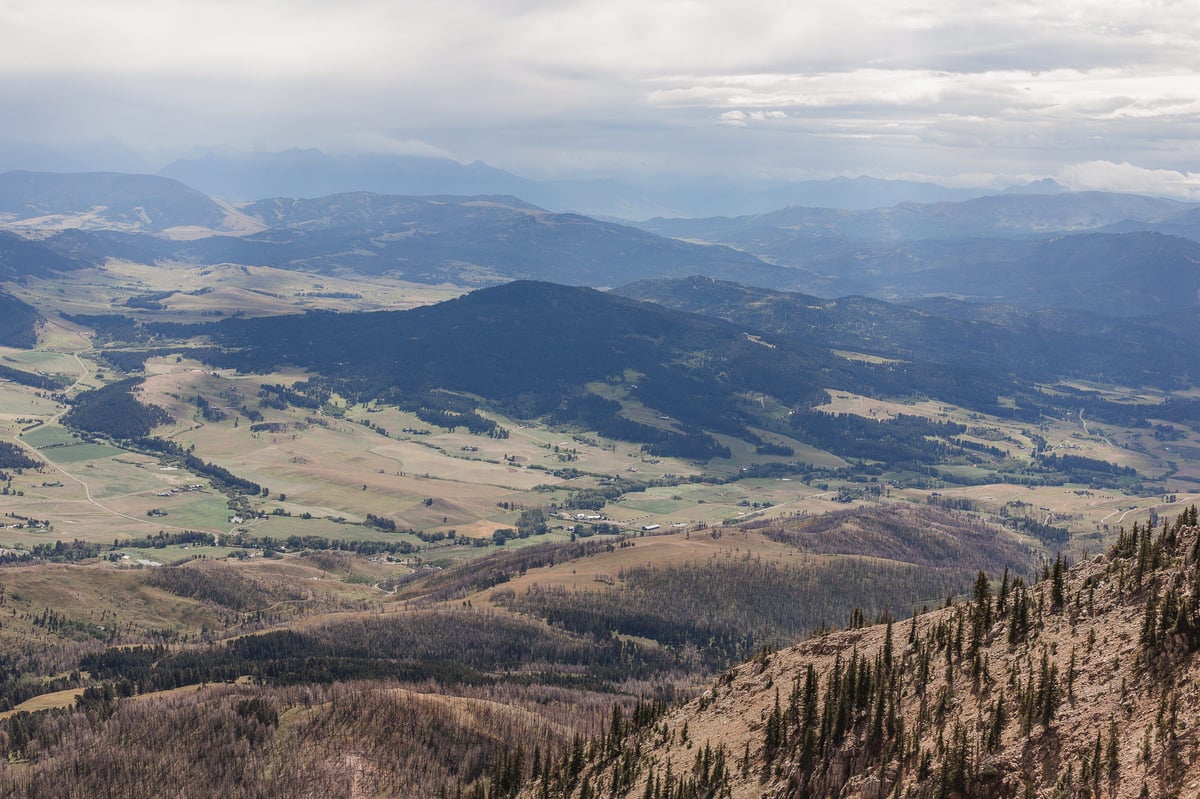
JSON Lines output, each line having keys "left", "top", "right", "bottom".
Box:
{"left": 0, "top": 503, "right": 1038, "bottom": 798}
{"left": 637, "top": 191, "right": 1193, "bottom": 244}
{"left": 0, "top": 170, "right": 247, "bottom": 233}
{"left": 68, "top": 279, "right": 1191, "bottom": 485}
{"left": 0, "top": 173, "right": 797, "bottom": 288}
{"left": 193, "top": 193, "right": 792, "bottom": 286}
{"left": 615, "top": 276, "right": 1200, "bottom": 389}
{"left": 632, "top": 193, "right": 1200, "bottom": 313}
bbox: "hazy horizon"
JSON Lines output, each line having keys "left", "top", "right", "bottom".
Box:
{"left": 2, "top": 1, "right": 1199, "bottom": 198}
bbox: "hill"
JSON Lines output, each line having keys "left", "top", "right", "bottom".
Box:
{"left": 0, "top": 503, "right": 1035, "bottom": 798}
{"left": 812, "top": 232, "right": 1200, "bottom": 315}
{"left": 486, "top": 505, "right": 1034, "bottom": 669}
{"left": 158, "top": 148, "right": 994, "bottom": 218}
{"left": 135, "top": 280, "right": 851, "bottom": 457}
{"left": 0, "top": 230, "right": 96, "bottom": 279}
{"left": 0, "top": 184, "right": 793, "bottom": 288}
{"left": 121, "top": 280, "right": 1042, "bottom": 447}
{"left": 632, "top": 194, "right": 1200, "bottom": 313}
{"left": 1099, "top": 204, "right": 1200, "bottom": 243}
{"left": 160, "top": 147, "right": 537, "bottom": 203}
{"left": 174, "top": 193, "right": 791, "bottom": 287}
{"left": 615, "top": 276, "right": 1200, "bottom": 389}
{"left": 637, "top": 192, "right": 1193, "bottom": 244}
{"left": 0, "top": 289, "right": 41, "bottom": 348}
{"left": 0, "top": 170, "right": 248, "bottom": 233}
{"left": 73, "top": 278, "right": 1193, "bottom": 484}
{"left": 517, "top": 507, "right": 1200, "bottom": 798}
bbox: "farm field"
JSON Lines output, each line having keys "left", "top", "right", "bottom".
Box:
{"left": 7, "top": 261, "right": 465, "bottom": 323}
{"left": 0, "top": 339, "right": 1191, "bottom": 565}
{"left": 822, "top": 387, "right": 1178, "bottom": 481}
{"left": 0, "top": 265, "right": 1193, "bottom": 583}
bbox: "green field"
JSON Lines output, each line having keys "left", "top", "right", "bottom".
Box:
{"left": 0, "top": 312, "right": 1191, "bottom": 568}
{"left": 9, "top": 260, "right": 465, "bottom": 324}
{"left": 38, "top": 442, "right": 125, "bottom": 463}
{"left": 20, "top": 424, "right": 82, "bottom": 448}
{"left": 1, "top": 349, "right": 81, "bottom": 375}
{"left": 0, "top": 391, "right": 63, "bottom": 417}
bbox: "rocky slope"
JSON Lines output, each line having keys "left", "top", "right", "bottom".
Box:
{"left": 521, "top": 508, "right": 1200, "bottom": 798}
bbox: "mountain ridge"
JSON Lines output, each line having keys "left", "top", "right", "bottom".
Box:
{"left": 518, "top": 509, "right": 1200, "bottom": 798}
{"left": 158, "top": 148, "right": 998, "bottom": 217}
{"left": 0, "top": 170, "right": 248, "bottom": 233}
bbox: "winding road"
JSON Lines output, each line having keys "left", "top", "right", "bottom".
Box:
{"left": 7, "top": 321, "right": 236, "bottom": 538}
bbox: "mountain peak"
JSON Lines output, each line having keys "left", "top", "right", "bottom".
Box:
{"left": 1002, "top": 177, "right": 1069, "bottom": 195}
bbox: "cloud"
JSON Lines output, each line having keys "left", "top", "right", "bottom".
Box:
{"left": 1057, "top": 161, "right": 1200, "bottom": 200}
{"left": 718, "top": 110, "right": 787, "bottom": 127}
{"left": 335, "top": 132, "right": 457, "bottom": 161}
{"left": 0, "top": 0, "right": 1198, "bottom": 182}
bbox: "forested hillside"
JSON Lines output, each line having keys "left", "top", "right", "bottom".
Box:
{"left": 0, "top": 503, "right": 1035, "bottom": 798}
{"left": 512, "top": 508, "right": 1200, "bottom": 799}
{"left": 617, "top": 276, "right": 1200, "bottom": 392}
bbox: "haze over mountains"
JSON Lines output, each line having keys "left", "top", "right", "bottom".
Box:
{"left": 3, "top": 166, "right": 1200, "bottom": 478}
{"left": 3, "top": 167, "right": 1200, "bottom": 318}
{"left": 158, "top": 148, "right": 1006, "bottom": 218}
{"left": 632, "top": 192, "right": 1200, "bottom": 313}
{"left": 0, "top": 142, "right": 1033, "bottom": 217}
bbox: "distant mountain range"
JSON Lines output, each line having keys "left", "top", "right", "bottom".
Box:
{"left": 159, "top": 148, "right": 1003, "bottom": 218}
{"left": 161, "top": 149, "right": 538, "bottom": 207}
{"left": 764, "top": 230, "right": 1200, "bottom": 315}
{"left": 149, "top": 193, "right": 794, "bottom": 288}
{"left": 2, "top": 168, "right": 1200, "bottom": 316}
{"left": 632, "top": 193, "right": 1200, "bottom": 314}
{"left": 636, "top": 191, "right": 1193, "bottom": 242}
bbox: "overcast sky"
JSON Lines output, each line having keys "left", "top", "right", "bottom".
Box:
{"left": 2, "top": 0, "right": 1199, "bottom": 193}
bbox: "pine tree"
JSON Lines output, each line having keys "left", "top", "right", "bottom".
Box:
{"left": 996, "top": 566, "right": 1010, "bottom": 616}
{"left": 1050, "top": 554, "right": 1066, "bottom": 610}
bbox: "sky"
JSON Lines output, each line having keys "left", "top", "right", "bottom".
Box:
{"left": 2, "top": 0, "right": 1199, "bottom": 194}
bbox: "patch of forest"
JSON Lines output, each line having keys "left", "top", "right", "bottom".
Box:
{"left": 0, "top": 441, "right": 41, "bottom": 470}
{"left": 0, "top": 680, "right": 612, "bottom": 799}
{"left": 748, "top": 504, "right": 1033, "bottom": 573}
{"left": 0, "top": 291, "right": 40, "bottom": 349}
{"left": 126, "top": 436, "right": 261, "bottom": 496}
{"left": 61, "top": 379, "right": 171, "bottom": 439}
{"left": 0, "top": 363, "right": 60, "bottom": 390}
{"left": 138, "top": 281, "right": 843, "bottom": 449}
{"left": 497, "top": 553, "right": 990, "bottom": 669}
{"left": 72, "top": 608, "right": 680, "bottom": 697}
{"left": 143, "top": 562, "right": 302, "bottom": 612}
{"left": 788, "top": 410, "right": 968, "bottom": 465}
